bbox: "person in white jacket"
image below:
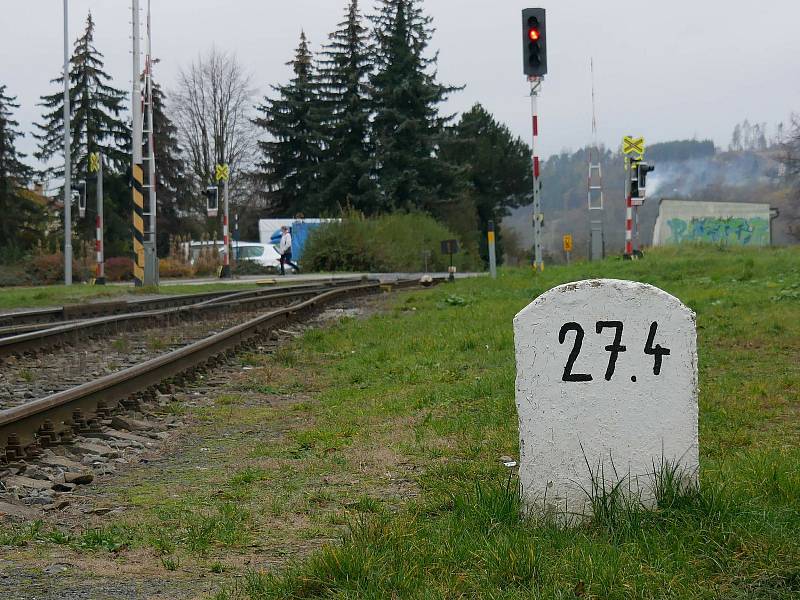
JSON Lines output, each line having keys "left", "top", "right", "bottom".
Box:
{"left": 278, "top": 226, "right": 298, "bottom": 275}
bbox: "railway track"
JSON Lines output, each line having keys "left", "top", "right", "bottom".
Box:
{"left": 0, "top": 278, "right": 363, "bottom": 331}
{"left": 0, "top": 279, "right": 363, "bottom": 358}
{"left": 0, "top": 279, "right": 423, "bottom": 466}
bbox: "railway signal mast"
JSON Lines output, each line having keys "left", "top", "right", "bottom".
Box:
{"left": 522, "top": 8, "right": 547, "bottom": 272}
{"left": 622, "top": 136, "right": 655, "bottom": 258}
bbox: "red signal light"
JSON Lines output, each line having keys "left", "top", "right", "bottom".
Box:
{"left": 528, "top": 28, "right": 540, "bottom": 41}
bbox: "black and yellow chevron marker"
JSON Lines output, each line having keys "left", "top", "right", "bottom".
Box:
{"left": 131, "top": 163, "right": 145, "bottom": 286}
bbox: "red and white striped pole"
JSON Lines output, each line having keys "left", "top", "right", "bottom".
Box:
{"left": 529, "top": 76, "right": 544, "bottom": 271}
{"left": 95, "top": 153, "right": 105, "bottom": 283}
{"left": 625, "top": 191, "right": 634, "bottom": 256}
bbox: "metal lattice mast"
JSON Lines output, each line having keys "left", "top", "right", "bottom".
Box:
{"left": 588, "top": 59, "right": 604, "bottom": 211}
{"left": 144, "top": 0, "right": 157, "bottom": 255}
{"left": 588, "top": 59, "right": 605, "bottom": 261}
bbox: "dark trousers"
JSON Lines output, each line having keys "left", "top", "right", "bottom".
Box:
{"left": 280, "top": 252, "right": 298, "bottom": 275}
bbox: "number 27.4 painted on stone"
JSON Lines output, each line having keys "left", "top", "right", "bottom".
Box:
{"left": 558, "top": 321, "right": 671, "bottom": 382}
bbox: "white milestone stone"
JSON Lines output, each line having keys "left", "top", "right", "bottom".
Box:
{"left": 513, "top": 279, "right": 698, "bottom": 520}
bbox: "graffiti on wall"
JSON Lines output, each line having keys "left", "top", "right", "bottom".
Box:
{"left": 666, "top": 217, "right": 769, "bottom": 246}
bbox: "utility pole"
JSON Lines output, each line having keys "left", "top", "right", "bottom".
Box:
{"left": 131, "top": 0, "right": 146, "bottom": 286}
{"left": 522, "top": 8, "right": 547, "bottom": 272}
{"left": 63, "top": 0, "right": 72, "bottom": 285}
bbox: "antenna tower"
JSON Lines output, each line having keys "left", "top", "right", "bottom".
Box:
{"left": 142, "top": 0, "right": 158, "bottom": 282}
{"left": 588, "top": 58, "right": 605, "bottom": 260}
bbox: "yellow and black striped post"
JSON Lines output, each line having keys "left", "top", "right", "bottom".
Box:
{"left": 132, "top": 163, "right": 146, "bottom": 286}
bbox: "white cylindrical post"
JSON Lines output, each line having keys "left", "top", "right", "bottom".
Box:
{"left": 529, "top": 78, "right": 544, "bottom": 272}
{"left": 63, "top": 0, "right": 72, "bottom": 285}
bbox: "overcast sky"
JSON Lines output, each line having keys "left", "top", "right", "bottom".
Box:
{"left": 3, "top": 0, "right": 799, "bottom": 165}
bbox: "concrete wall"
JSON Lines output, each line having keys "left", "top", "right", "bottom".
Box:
{"left": 652, "top": 200, "right": 772, "bottom": 246}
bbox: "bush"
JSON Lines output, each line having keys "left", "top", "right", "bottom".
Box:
{"left": 159, "top": 258, "right": 194, "bottom": 279}
{"left": 27, "top": 253, "right": 83, "bottom": 285}
{"left": 105, "top": 257, "right": 133, "bottom": 282}
{"left": 302, "top": 213, "right": 482, "bottom": 273}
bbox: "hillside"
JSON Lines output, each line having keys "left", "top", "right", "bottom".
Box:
{"left": 505, "top": 143, "right": 796, "bottom": 262}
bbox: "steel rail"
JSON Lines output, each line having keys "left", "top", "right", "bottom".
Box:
{"left": 0, "top": 280, "right": 420, "bottom": 457}
{"left": 0, "top": 278, "right": 363, "bottom": 328}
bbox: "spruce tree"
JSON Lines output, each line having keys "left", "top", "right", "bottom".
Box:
{"left": 34, "top": 12, "right": 129, "bottom": 178}
{"left": 369, "top": 0, "right": 460, "bottom": 212}
{"left": 315, "top": 0, "right": 376, "bottom": 214}
{"left": 0, "top": 85, "right": 45, "bottom": 251}
{"left": 253, "top": 32, "right": 322, "bottom": 216}
{"left": 34, "top": 13, "right": 130, "bottom": 254}
{"left": 439, "top": 104, "right": 532, "bottom": 265}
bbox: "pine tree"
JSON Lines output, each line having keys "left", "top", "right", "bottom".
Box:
{"left": 34, "top": 12, "right": 129, "bottom": 178}
{"left": 369, "top": 0, "right": 460, "bottom": 213}
{"left": 315, "top": 0, "right": 376, "bottom": 214}
{"left": 0, "top": 85, "right": 45, "bottom": 251}
{"left": 253, "top": 32, "right": 322, "bottom": 216}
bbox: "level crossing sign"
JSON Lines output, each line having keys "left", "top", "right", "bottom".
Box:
{"left": 622, "top": 136, "right": 645, "bottom": 158}
{"left": 215, "top": 164, "right": 230, "bottom": 182}
{"left": 88, "top": 152, "right": 101, "bottom": 173}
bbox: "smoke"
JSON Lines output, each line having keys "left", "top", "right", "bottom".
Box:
{"left": 647, "top": 152, "right": 778, "bottom": 198}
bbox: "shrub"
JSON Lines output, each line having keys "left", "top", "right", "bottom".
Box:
{"left": 159, "top": 258, "right": 194, "bottom": 279}
{"left": 105, "top": 257, "right": 133, "bottom": 282}
{"left": 302, "top": 212, "right": 482, "bottom": 273}
{"left": 27, "top": 253, "right": 82, "bottom": 285}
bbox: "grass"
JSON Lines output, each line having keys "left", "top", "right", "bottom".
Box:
{"left": 227, "top": 244, "right": 799, "bottom": 599}
{"left": 1, "top": 245, "right": 797, "bottom": 598}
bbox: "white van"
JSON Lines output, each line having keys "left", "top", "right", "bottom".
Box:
{"left": 185, "top": 241, "right": 296, "bottom": 272}
{"left": 232, "top": 242, "right": 286, "bottom": 270}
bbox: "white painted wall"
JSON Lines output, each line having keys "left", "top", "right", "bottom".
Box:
{"left": 514, "top": 279, "right": 698, "bottom": 520}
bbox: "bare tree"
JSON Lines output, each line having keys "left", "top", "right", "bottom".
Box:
{"left": 172, "top": 47, "right": 258, "bottom": 204}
